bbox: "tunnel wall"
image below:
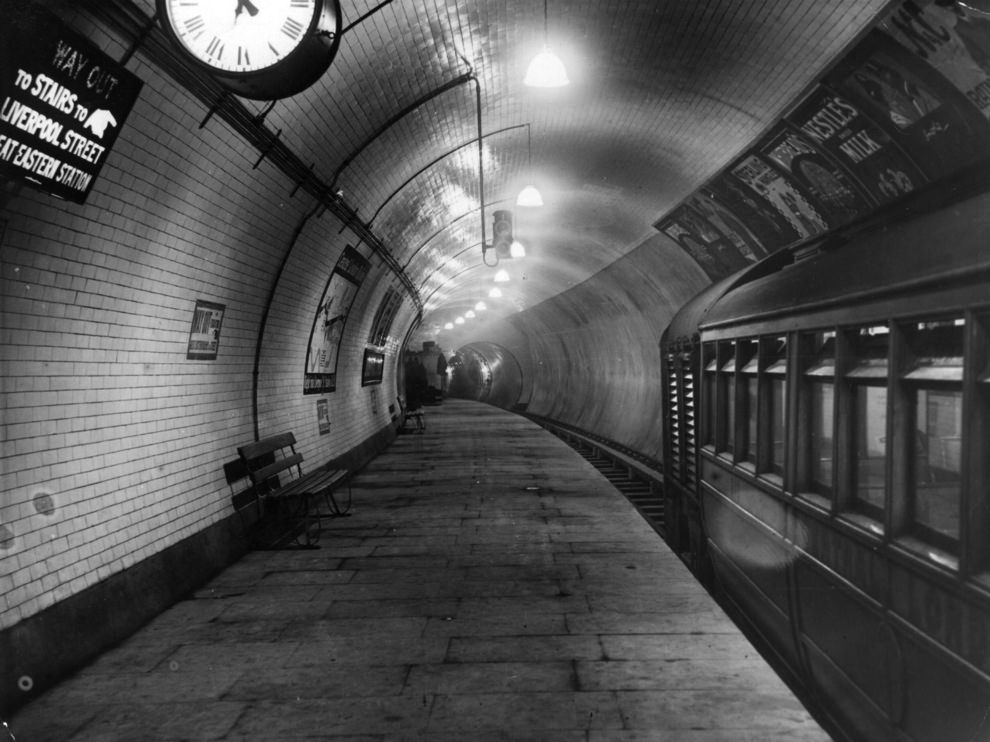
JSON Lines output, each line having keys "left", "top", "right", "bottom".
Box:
{"left": 449, "top": 341, "right": 526, "bottom": 409}
{"left": 474, "top": 234, "right": 708, "bottom": 460}
{"left": 0, "top": 9, "right": 414, "bottom": 710}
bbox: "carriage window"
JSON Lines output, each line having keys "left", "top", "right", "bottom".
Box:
{"left": 800, "top": 331, "right": 835, "bottom": 499}
{"left": 717, "top": 342, "right": 736, "bottom": 457}
{"left": 809, "top": 381, "right": 835, "bottom": 494}
{"left": 846, "top": 325, "right": 889, "bottom": 523}
{"left": 901, "top": 318, "right": 964, "bottom": 554}
{"left": 703, "top": 344, "right": 717, "bottom": 448}
{"left": 764, "top": 336, "right": 788, "bottom": 479}
{"left": 852, "top": 384, "right": 887, "bottom": 518}
{"left": 740, "top": 340, "right": 759, "bottom": 466}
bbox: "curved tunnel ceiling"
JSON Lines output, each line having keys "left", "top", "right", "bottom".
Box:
{"left": 135, "top": 0, "right": 893, "bottom": 348}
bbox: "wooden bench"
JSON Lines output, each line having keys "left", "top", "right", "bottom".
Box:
{"left": 231, "top": 432, "right": 350, "bottom": 549}
{"left": 404, "top": 409, "right": 426, "bottom": 433}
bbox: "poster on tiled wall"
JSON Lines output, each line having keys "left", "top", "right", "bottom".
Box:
{"left": 186, "top": 300, "right": 225, "bottom": 360}
{"left": 827, "top": 31, "right": 990, "bottom": 181}
{"left": 879, "top": 0, "right": 990, "bottom": 121}
{"left": 304, "top": 246, "right": 370, "bottom": 394}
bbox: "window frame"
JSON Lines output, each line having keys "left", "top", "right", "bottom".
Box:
{"left": 891, "top": 317, "right": 966, "bottom": 565}
{"left": 836, "top": 324, "right": 890, "bottom": 532}
{"left": 759, "top": 334, "right": 788, "bottom": 486}
{"left": 796, "top": 329, "right": 838, "bottom": 507}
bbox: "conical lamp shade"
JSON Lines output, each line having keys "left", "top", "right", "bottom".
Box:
{"left": 516, "top": 184, "right": 544, "bottom": 207}
{"left": 524, "top": 47, "right": 569, "bottom": 87}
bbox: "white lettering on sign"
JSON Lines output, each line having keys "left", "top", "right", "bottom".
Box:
{"left": 51, "top": 40, "right": 120, "bottom": 101}
{"left": 59, "top": 129, "right": 105, "bottom": 164}
{"left": 0, "top": 133, "right": 93, "bottom": 193}
{"left": 30, "top": 73, "right": 77, "bottom": 115}
{"left": 55, "top": 161, "right": 91, "bottom": 191}
{"left": 3, "top": 137, "right": 61, "bottom": 180}
{"left": 0, "top": 96, "right": 64, "bottom": 144}
{"left": 51, "top": 40, "right": 89, "bottom": 82}
{"left": 838, "top": 130, "right": 884, "bottom": 164}
{"left": 800, "top": 96, "right": 860, "bottom": 144}
{"left": 0, "top": 134, "right": 20, "bottom": 161}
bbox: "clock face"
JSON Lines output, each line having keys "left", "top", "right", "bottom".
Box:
{"left": 162, "top": 0, "right": 321, "bottom": 74}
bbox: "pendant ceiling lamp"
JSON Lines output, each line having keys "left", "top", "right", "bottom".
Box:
{"left": 516, "top": 123, "right": 544, "bottom": 207}
{"left": 516, "top": 185, "right": 543, "bottom": 207}
{"left": 524, "top": 0, "right": 569, "bottom": 88}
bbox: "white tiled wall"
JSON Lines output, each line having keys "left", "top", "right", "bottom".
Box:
{"left": 0, "top": 29, "right": 409, "bottom": 632}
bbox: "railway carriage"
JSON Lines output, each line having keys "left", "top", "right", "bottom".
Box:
{"left": 661, "top": 171, "right": 990, "bottom": 741}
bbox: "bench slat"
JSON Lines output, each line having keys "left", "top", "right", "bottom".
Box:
{"left": 238, "top": 432, "right": 297, "bottom": 462}
{"left": 267, "top": 469, "right": 348, "bottom": 499}
{"left": 250, "top": 453, "right": 304, "bottom": 484}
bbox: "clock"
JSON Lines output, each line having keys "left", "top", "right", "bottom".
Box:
{"left": 157, "top": 0, "right": 342, "bottom": 100}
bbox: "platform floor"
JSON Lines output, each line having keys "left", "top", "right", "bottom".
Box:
{"left": 6, "top": 399, "right": 830, "bottom": 741}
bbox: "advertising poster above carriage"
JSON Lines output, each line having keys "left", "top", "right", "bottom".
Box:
{"left": 729, "top": 154, "right": 830, "bottom": 242}
{"left": 829, "top": 30, "right": 990, "bottom": 181}
{"left": 702, "top": 173, "right": 802, "bottom": 254}
{"left": 879, "top": 0, "right": 990, "bottom": 121}
{"left": 304, "top": 245, "right": 371, "bottom": 394}
{"left": 761, "top": 125, "right": 876, "bottom": 228}
{"left": 685, "top": 192, "right": 770, "bottom": 263}
{"left": 787, "top": 86, "right": 926, "bottom": 207}
{"left": 656, "top": 208, "right": 750, "bottom": 280}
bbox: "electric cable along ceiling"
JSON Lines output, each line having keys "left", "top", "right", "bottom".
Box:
{"left": 126, "top": 0, "right": 899, "bottom": 348}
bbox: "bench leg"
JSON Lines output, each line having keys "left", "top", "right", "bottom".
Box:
{"left": 255, "top": 493, "right": 321, "bottom": 550}
{"left": 322, "top": 485, "right": 352, "bottom": 518}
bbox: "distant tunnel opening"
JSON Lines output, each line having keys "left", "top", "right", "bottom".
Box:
{"left": 448, "top": 342, "right": 524, "bottom": 411}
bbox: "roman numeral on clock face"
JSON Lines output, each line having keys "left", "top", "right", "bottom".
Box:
{"left": 183, "top": 14, "right": 205, "bottom": 37}
{"left": 282, "top": 17, "right": 305, "bottom": 40}
{"left": 205, "top": 36, "right": 224, "bottom": 60}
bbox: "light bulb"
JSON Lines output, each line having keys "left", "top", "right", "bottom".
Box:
{"left": 516, "top": 184, "right": 544, "bottom": 207}
{"left": 524, "top": 47, "right": 569, "bottom": 87}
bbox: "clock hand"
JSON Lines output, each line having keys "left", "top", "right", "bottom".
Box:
{"left": 235, "top": 0, "right": 260, "bottom": 18}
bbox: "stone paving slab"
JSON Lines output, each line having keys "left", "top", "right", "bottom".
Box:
{"left": 6, "top": 399, "right": 831, "bottom": 741}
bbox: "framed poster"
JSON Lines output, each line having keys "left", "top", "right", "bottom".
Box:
{"left": 316, "top": 399, "right": 330, "bottom": 435}
{"left": 657, "top": 209, "right": 748, "bottom": 281}
{"left": 702, "top": 177, "right": 794, "bottom": 254}
{"left": 788, "top": 86, "right": 924, "bottom": 206}
{"left": 368, "top": 287, "right": 403, "bottom": 347}
{"left": 880, "top": 0, "right": 990, "bottom": 121}
{"left": 304, "top": 246, "right": 370, "bottom": 394}
{"left": 362, "top": 348, "right": 385, "bottom": 386}
{"left": 761, "top": 125, "right": 875, "bottom": 228}
{"left": 686, "top": 193, "right": 768, "bottom": 263}
{"left": 829, "top": 30, "right": 990, "bottom": 180}
{"left": 186, "top": 300, "right": 225, "bottom": 360}
{"left": 730, "top": 154, "right": 829, "bottom": 242}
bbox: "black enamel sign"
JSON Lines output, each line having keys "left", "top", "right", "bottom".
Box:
{"left": 0, "top": 5, "right": 143, "bottom": 203}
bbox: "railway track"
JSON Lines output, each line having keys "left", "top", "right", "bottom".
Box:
{"left": 524, "top": 415, "right": 666, "bottom": 538}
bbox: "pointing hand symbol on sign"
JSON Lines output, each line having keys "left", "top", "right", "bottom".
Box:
{"left": 83, "top": 109, "right": 117, "bottom": 138}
